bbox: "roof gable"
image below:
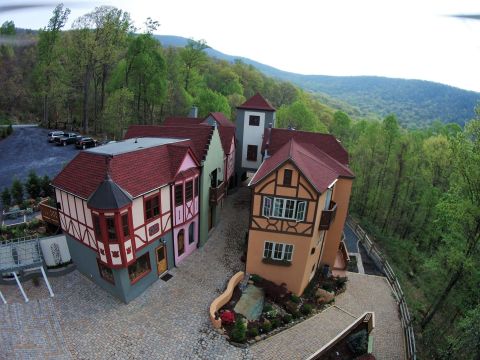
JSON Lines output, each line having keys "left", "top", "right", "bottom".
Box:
{"left": 237, "top": 93, "right": 275, "bottom": 111}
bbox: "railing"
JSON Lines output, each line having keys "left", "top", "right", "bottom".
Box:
{"left": 319, "top": 201, "right": 337, "bottom": 230}
{"left": 346, "top": 216, "right": 416, "bottom": 360}
{"left": 39, "top": 199, "right": 60, "bottom": 226}
{"left": 209, "top": 181, "right": 226, "bottom": 204}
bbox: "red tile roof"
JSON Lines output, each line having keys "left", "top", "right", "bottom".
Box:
{"left": 250, "top": 138, "right": 354, "bottom": 194}
{"left": 124, "top": 125, "right": 213, "bottom": 161}
{"left": 163, "top": 117, "right": 204, "bottom": 126}
{"left": 217, "top": 126, "right": 236, "bottom": 155}
{"left": 263, "top": 128, "right": 349, "bottom": 165}
{"left": 52, "top": 140, "right": 198, "bottom": 199}
{"left": 237, "top": 93, "right": 275, "bottom": 111}
{"left": 208, "top": 112, "right": 235, "bottom": 127}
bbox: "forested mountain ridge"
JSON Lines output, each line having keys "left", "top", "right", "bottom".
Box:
{"left": 157, "top": 35, "right": 480, "bottom": 127}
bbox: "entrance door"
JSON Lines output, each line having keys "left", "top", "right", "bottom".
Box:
{"left": 156, "top": 245, "right": 168, "bottom": 275}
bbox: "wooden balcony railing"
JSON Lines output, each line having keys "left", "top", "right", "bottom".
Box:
{"left": 209, "top": 181, "right": 226, "bottom": 204}
{"left": 319, "top": 200, "right": 337, "bottom": 230}
{"left": 39, "top": 199, "right": 60, "bottom": 226}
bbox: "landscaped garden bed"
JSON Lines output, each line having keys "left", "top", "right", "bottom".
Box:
{"left": 215, "top": 272, "right": 348, "bottom": 345}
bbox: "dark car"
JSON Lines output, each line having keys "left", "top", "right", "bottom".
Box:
{"left": 55, "top": 132, "right": 80, "bottom": 146}
{"left": 75, "top": 137, "right": 97, "bottom": 149}
{"left": 47, "top": 131, "right": 65, "bottom": 143}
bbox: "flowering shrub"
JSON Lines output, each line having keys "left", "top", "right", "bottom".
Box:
{"left": 220, "top": 310, "right": 235, "bottom": 325}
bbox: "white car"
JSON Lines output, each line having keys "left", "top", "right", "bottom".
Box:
{"left": 47, "top": 131, "right": 65, "bottom": 143}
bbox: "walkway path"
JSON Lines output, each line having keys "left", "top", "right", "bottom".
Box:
{"left": 251, "top": 272, "right": 405, "bottom": 360}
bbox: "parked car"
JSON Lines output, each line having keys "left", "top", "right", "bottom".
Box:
{"left": 47, "top": 131, "right": 65, "bottom": 143}
{"left": 55, "top": 132, "right": 80, "bottom": 146}
{"left": 75, "top": 137, "right": 97, "bottom": 149}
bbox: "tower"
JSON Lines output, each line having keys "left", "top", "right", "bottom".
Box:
{"left": 235, "top": 93, "right": 275, "bottom": 183}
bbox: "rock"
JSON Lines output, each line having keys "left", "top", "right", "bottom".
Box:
{"left": 254, "top": 336, "right": 261, "bottom": 341}
{"left": 215, "top": 328, "right": 224, "bottom": 335}
{"left": 285, "top": 300, "right": 299, "bottom": 313}
{"left": 248, "top": 280, "right": 254, "bottom": 285}
{"left": 315, "top": 288, "right": 334, "bottom": 304}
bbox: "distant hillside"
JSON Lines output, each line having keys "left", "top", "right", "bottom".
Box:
{"left": 157, "top": 35, "right": 480, "bottom": 127}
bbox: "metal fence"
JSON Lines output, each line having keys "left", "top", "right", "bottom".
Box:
{"left": 346, "top": 216, "right": 416, "bottom": 360}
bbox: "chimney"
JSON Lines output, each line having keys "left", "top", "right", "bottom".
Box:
{"left": 189, "top": 106, "right": 198, "bottom": 118}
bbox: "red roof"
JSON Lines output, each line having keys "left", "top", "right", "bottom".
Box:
{"left": 237, "top": 93, "right": 275, "bottom": 111}
{"left": 163, "top": 117, "right": 204, "bottom": 126}
{"left": 264, "top": 128, "right": 349, "bottom": 165}
{"left": 52, "top": 141, "right": 198, "bottom": 199}
{"left": 208, "top": 112, "right": 235, "bottom": 127}
{"left": 250, "top": 138, "right": 354, "bottom": 194}
{"left": 217, "top": 126, "right": 235, "bottom": 155}
{"left": 124, "top": 125, "right": 213, "bottom": 161}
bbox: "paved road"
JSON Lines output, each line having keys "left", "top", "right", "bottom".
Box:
{"left": 0, "top": 126, "right": 78, "bottom": 192}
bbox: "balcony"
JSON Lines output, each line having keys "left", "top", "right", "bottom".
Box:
{"left": 319, "top": 201, "right": 337, "bottom": 230}
{"left": 209, "top": 181, "right": 226, "bottom": 204}
{"left": 39, "top": 199, "right": 60, "bottom": 226}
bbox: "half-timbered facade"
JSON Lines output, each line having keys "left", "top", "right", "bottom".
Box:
{"left": 52, "top": 137, "right": 200, "bottom": 303}
{"left": 247, "top": 132, "right": 354, "bottom": 295}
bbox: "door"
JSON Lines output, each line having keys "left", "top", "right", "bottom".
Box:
{"left": 208, "top": 205, "right": 213, "bottom": 230}
{"left": 156, "top": 245, "right": 168, "bottom": 275}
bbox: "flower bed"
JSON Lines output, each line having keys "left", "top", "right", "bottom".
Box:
{"left": 216, "top": 272, "right": 348, "bottom": 345}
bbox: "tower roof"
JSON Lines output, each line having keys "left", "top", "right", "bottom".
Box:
{"left": 87, "top": 175, "right": 132, "bottom": 210}
{"left": 237, "top": 93, "right": 275, "bottom": 111}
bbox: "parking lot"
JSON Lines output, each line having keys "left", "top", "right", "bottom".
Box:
{"left": 0, "top": 126, "right": 79, "bottom": 192}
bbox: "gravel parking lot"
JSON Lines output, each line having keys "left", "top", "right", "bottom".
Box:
{"left": 0, "top": 126, "right": 79, "bottom": 192}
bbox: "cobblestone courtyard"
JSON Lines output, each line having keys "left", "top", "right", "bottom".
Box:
{"left": 1, "top": 186, "right": 405, "bottom": 359}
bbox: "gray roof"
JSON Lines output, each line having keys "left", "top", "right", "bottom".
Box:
{"left": 87, "top": 176, "right": 132, "bottom": 210}
{"left": 86, "top": 137, "right": 188, "bottom": 156}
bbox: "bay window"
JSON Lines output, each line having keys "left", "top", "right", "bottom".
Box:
{"left": 263, "top": 196, "right": 306, "bottom": 221}
{"left": 106, "top": 216, "right": 116, "bottom": 241}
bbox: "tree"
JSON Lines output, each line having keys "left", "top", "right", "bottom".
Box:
{"left": 194, "top": 88, "right": 230, "bottom": 118}
{"left": 40, "top": 175, "right": 52, "bottom": 197}
{"left": 102, "top": 87, "right": 134, "bottom": 139}
{"left": 1, "top": 187, "right": 11, "bottom": 208}
{"left": 180, "top": 39, "right": 209, "bottom": 92}
{"left": 11, "top": 178, "right": 24, "bottom": 205}
{"left": 276, "top": 100, "right": 328, "bottom": 132}
{"left": 330, "top": 111, "right": 352, "bottom": 144}
{"left": 0, "top": 21, "right": 15, "bottom": 35}
{"left": 25, "top": 170, "right": 41, "bottom": 199}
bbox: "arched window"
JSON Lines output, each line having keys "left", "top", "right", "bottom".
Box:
{"left": 188, "top": 222, "right": 195, "bottom": 244}
{"left": 177, "top": 229, "right": 185, "bottom": 256}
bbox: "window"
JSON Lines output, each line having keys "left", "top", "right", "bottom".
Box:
{"left": 194, "top": 177, "right": 199, "bottom": 197}
{"left": 265, "top": 197, "right": 306, "bottom": 221}
{"left": 296, "top": 201, "right": 306, "bottom": 221}
{"left": 128, "top": 253, "right": 151, "bottom": 283}
{"left": 263, "top": 241, "right": 294, "bottom": 262}
{"left": 121, "top": 213, "right": 130, "bottom": 237}
{"left": 93, "top": 214, "right": 102, "bottom": 238}
{"left": 283, "top": 169, "right": 292, "bottom": 186}
{"left": 263, "top": 197, "right": 273, "bottom": 217}
{"left": 145, "top": 196, "right": 160, "bottom": 220}
{"left": 177, "top": 229, "right": 185, "bottom": 256}
{"left": 247, "top": 145, "right": 258, "bottom": 161}
{"left": 185, "top": 181, "right": 193, "bottom": 202}
{"left": 264, "top": 241, "right": 273, "bottom": 258}
{"left": 175, "top": 184, "right": 183, "bottom": 206}
{"left": 98, "top": 261, "right": 114, "bottom": 284}
{"left": 106, "top": 217, "right": 116, "bottom": 241}
{"left": 188, "top": 222, "right": 195, "bottom": 244}
{"left": 249, "top": 115, "right": 260, "bottom": 126}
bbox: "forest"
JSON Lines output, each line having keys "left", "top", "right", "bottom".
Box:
{"left": 1, "top": 4, "right": 479, "bottom": 359}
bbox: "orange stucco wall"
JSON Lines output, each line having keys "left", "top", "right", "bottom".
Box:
{"left": 247, "top": 160, "right": 353, "bottom": 295}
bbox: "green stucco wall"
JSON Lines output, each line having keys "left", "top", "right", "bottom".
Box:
{"left": 198, "top": 127, "right": 225, "bottom": 247}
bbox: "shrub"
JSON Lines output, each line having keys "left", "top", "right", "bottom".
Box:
{"left": 247, "top": 327, "right": 259, "bottom": 338}
{"left": 11, "top": 178, "right": 24, "bottom": 205}
{"left": 1, "top": 187, "right": 11, "bottom": 207}
{"left": 261, "top": 320, "right": 272, "bottom": 333}
{"left": 231, "top": 318, "right": 247, "bottom": 343}
{"left": 6, "top": 124, "right": 12, "bottom": 135}
{"left": 290, "top": 294, "right": 300, "bottom": 303}
{"left": 251, "top": 274, "right": 263, "bottom": 283}
{"left": 40, "top": 175, "right": 52, "bottom": 197}
{"left": 283, "top": 314, "right": 293, "bottom": 324}
{"left": 334, "top": 276, "right": 348, "bottom": 289}
{"left": 301, "top": 304, "right": 313, "bottom": 316}
{"left": 263, "top": 279, "right": 289, "bottom": 302}
{"left": 265, "top": 309, "right": 278, "bottom": 319}
{"left": 220, "top": 310, "right": 235, "bottom": 325}
{"left": 25, "top": 170, "right": 41, "bottom": 199}
{"left": 271, "top": 318, "right": 280, "bottom": 329}
{"left": 263, "top": 303, "right": 273, "bottom": 312}
{"left": 291, "top": 310, "right": 300, "bottom": 319}
{"left": 346, "top": 329, "right": 368, "bottom": 356}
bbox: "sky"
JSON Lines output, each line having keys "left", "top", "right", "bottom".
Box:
{"left": 2, "top": 0, "right": 480, "bottom": 92}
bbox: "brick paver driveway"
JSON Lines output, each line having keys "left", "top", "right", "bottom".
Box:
{"left": 0, "top": 186, "right": 405, "bottom": 359}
